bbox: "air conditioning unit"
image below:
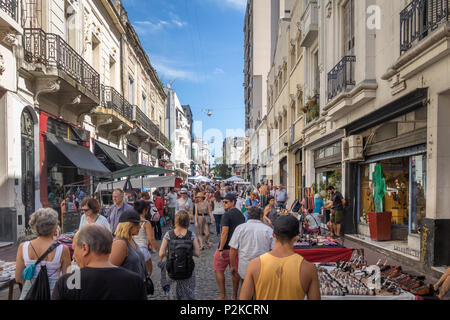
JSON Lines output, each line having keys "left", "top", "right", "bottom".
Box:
{"left": 342, "top": 135, "right": 364, "bottom": 162}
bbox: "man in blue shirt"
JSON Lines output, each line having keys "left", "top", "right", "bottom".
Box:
{"left": 275, "top": 184, "right": 288, "bottom": 209}
{"left": 106, "top": 189, "right": 133, "bottom": 234}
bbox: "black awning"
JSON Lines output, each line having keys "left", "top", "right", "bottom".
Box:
{"left": 46, "top": 133, "right": 111, "bottom": 177}
{"left": 94, "top": 140, "right": 133, "bottom": 169}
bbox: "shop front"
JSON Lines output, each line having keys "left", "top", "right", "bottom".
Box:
{"left": 357, "top": 147, "right": 426, "bottom": 240}
{"left": 344, "top": 89, "right": 430, "bottom": 263}
{"left": 313, "top": 141, "right": 342, "bottom": 196}
{"left": 40, "top": 112, "right": 110, "bottom": 229}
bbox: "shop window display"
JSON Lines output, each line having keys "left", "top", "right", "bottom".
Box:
{"left": 359, "top": 155, "right": 426, "bottom": 233}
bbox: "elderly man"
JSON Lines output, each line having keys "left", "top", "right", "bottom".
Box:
{"left": 275, "top": 184, "right": 288, "bottom": 210}
{"left": 106, "top": 189, "right": 133, "bottom": 234}
{"left": 229, "top": 207, "right": 274, "bottom": 282}
{"left": 52, "top": 224, "right": 147, "bottom": 300}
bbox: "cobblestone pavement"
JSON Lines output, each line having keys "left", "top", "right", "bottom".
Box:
{"left": 148, "top": 223, "right": 236, "bottom": 300}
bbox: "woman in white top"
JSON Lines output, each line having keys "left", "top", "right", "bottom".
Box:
{"left": 78, "top": 197, "right": 111, "bottom": 232}
{"left": 15, "top": 208, "right": 71, "bottom": 299}
{"left": 132, "top": 200, "right": 160, "bottom": 275}
{"left": 212, "top": 191, "right": 225, "bottom": 236}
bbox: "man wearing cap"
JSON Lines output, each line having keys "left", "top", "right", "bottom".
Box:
{"left": 214, "top": 193, "right": 245, "bottom": 300}
{"left": 176, "top": 188, "right": 194, "bottom": 223}
{"left": 107, "top": 189, "right": 133, "bottom": 234}
{"left": 240, "top": 215, "right": 321, "bottom": 300}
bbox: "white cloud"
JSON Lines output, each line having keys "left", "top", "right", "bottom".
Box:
{"left": 210, "top": 0, "right": 247, "bottom": 12}
{"left": 213, "top": 67, "right": 225, "bottom": 74}
{"left": 134, "top": 13, "right": 187, "bottom": 34}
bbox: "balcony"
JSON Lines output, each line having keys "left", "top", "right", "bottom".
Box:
{"left": 133, "top": 105, "right": 171, "bottom": 152}
{"left": 400, "top": 0, "right": 450, "bottom": 54}
{"left": 0, "top": 0, "right": 17, "bottom": 21}
{"left": 327, "top": 56, "right": 356, "bottom": 101}
{"left": 101, "top": 85, "right": 133, "bottom": 121}
{"left": 91, "top": 86, "right": 133, "bottom": 142}
{"left": 23, "top": 29, "right": 100, "bottom": 103}
{"left": 300, "top": 0, "right": 319, "bottom": 47}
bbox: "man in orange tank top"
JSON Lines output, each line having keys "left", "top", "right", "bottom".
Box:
{"left": 240, "top": 215, "right": 321, "bottom": 300}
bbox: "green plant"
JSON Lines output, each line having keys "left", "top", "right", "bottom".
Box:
{"left": 372, "top": 163, "right": 386, "bottom": 213}
{"left": 164, "top": 140, "right": 172, "bottom": 152}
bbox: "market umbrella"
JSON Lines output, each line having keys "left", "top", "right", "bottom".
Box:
{"left": 189, "top": 176, "right": 212, "bottom": 183}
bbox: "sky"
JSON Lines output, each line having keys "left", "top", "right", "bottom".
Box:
{"left": 122, "top": 0, "right": 247, "bottom": 163}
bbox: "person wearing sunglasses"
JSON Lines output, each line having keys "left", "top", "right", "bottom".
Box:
{"left": 79, "top": 197, "right": 111, "bottom": 232}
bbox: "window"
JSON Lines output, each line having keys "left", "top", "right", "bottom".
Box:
{"left": 142, "top": 94, "right": 147, "bottom": 115}
{"left": 128, "top": 76, "right": 134, "bottom": 104}
{"left": 344, "top": 0, "right": 355, "bottom": 55}
{"left": 297, "top": 92, "right": 303, "bottom": 118}
{"left": 313, "top": 51, "right": 320, "bottom": 92}
{"left": 151, "top": 104, "right": 155, "bottom": 120}
{"left": 290, "top": 46, "right": 296, "bottom": 70}
{"left": 109, "top": 57, "right": 116, "bottom": 88}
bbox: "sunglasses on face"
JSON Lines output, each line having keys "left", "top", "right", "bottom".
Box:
{"left": 81, "top": 208, "right": 90, "bottom": 213}
{"left": 223, "top": 201, "right": 230, "bottom": 204}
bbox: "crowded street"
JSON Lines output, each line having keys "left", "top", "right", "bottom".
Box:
{"left": 0, "top": 0, "right": 449, "bottom": 307}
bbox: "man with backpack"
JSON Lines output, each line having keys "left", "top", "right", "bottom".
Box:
{"left": 158, "top": 210, "right": 200, "bottom": 300}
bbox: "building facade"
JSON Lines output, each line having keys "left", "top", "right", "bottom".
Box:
{"left": 247, "top": 0, "right": 450, "bottom": 274}
{"left": 0, "top": 0, "right": 169, "bottom": 242}
{"left": 165, "top": 85, "right": 192, "bottom": 180}
{"left": 192, "top": 138, "right": 211, "bottom": 177}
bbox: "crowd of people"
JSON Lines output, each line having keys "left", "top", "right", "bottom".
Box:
{"left": 13, "top": 180, "right": 450, "bottom": 301}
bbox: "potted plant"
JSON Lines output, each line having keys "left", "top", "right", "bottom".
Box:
{"left": 302, "top": 105, "right": 309, "bottom": 114}
{"left": 368, "top": 163, "right": 392, "bottom": 241}
{"left": 307, "top": 95, "right": 316, "bottom": 107}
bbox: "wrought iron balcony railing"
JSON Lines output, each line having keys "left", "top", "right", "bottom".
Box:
{"left": 0, "top": 0, "right": 18, "bottom": 21}
{"left": 23, "top": 29, "right": 100, "bottom": 99}
{"left": 327, "top": 56, "right": 356, "bottom": 101}
{"left": 133, "top": 105, "right": 171, "bottom": 150}
{"left": 101, "top": 85, "right": 133, "bottom": 121}
{"left": 400, "top": 0, "right": 449, "bottom": 53}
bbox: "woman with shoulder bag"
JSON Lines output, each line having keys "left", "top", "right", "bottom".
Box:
{"left": 133, "top": 200, "right": 160, "bottom": 276}
{"left": 15, "top": 208, "right": 71, "bottom": 300}
{"left": 194, "top": 192, "right": 214, "bottom": 250}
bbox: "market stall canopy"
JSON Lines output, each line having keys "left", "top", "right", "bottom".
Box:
{"left": 94, "top": 140, "right": 133, "bottom": 169}
{"left": 95, "top": 175, "right": 176, "bottom": 193}
{"left": 188, "top": 176, "right": 212, "bottom": 183}
{"left": 107, "top": 164, "right": 174, "bottom": 180}
{"left": 224, "top": 176, "right": 245, "bottom": 183}
{"left": 46, "top": 133, "right": 110, "bottom": 177}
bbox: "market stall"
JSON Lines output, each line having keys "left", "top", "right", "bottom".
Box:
{"left": 294, "top": 236, "right": 354, "bottom": 263}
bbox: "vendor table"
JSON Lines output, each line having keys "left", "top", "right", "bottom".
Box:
{"left": 295, "top": 248, "right": 354, "bottom": 263}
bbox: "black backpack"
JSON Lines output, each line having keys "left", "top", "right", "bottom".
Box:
{"left": 24, "top": 243, "right": 60, "bottom": 300}
{"left": 166, "top": 230, "right": 195, "bottom": 280}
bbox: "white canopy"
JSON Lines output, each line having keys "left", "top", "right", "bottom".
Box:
{"left": 95, "top": 176, "right": 176, "bottom": 193}
{"left": 224, "top": 176, "right": 245, "bottom": 183}
{"left": 188, "top": 176, "right": 212, "bottom": 183}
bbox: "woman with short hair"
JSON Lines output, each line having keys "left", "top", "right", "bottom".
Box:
{"left": 79, "top": 197, "right": 111, "bottom": 231}
{"left": 15, "top": 208, "right": 71, "bottom": 299}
